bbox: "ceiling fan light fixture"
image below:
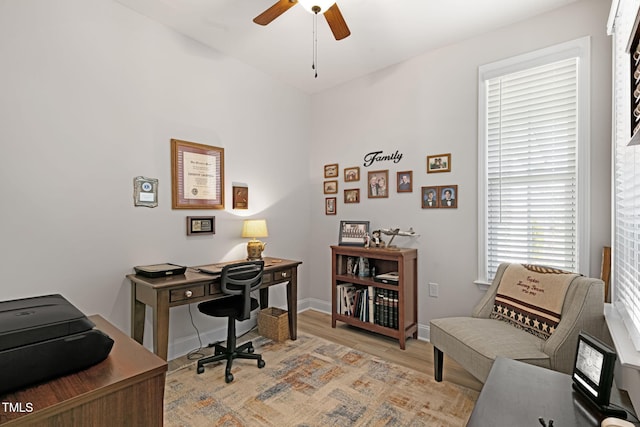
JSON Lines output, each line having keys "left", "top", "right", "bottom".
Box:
{"left": 297, "top": 0, "right": 335, "bottom": 14}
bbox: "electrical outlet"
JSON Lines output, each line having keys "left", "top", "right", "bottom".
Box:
{"left": 429, "top": 282, "right": 439, "bottom": 298}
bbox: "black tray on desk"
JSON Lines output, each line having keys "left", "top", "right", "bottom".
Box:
{"left": 134, "top": 263, "right": 186, "bottom": 278}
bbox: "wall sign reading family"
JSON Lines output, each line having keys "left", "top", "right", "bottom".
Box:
{"left": 363, "top": 150, "right": 403, "bottom": 167}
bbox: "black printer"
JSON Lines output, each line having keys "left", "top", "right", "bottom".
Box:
{"left": 0, "top": 294, "right": 114, "bottom": 394}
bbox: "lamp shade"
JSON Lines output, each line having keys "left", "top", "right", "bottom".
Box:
{"left": 297, "top": 0, "right": 335, "bottom": 14}
{"left": 241, "top": 219, "right": 268, "bottom": 239}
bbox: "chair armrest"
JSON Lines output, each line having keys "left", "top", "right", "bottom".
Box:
{"left": 472, "top": 263, "right": 509, "bottom": 318}
{"left": 542, "top": 276, "right": 604, "bottom": 374}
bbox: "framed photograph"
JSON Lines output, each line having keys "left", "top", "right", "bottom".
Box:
{"left": 367, "top": 170, "right": 389, "bottom": 198}
{"left": 339, "top": 220, "right": 369, "bottom": 246}
{"left": 397, "top": 171, "right": 413, "bottom": 193}
{"left": 232, "top": 186, "right": 248, "bottom": 209}
{"left": 427, "top": 153, "right": 451, "bottom": 173}
{"left": 325, "top": 197, "right": 337, "bottom": 215}
{"left": 440, "top": 185, "right": 458, "bottom": 208}
{"left": 324, "top": 163, "right": 339, "bottom": 178}
{"left": 421, "top": 186, "right": 439, "bottom": 208}
{"left": 324, "top": 180, "right": 338, "bottom": 194}
{"left": 133, "top": 176, "right": 158, "bottom": 208}
{"left": 344, "top": 188, "right": 360, "bottom": 203}
{"left": 171, "top": 139, "right": 224, "bottom": 209}
{"left": 187, "top": 216, "right": 215, "bottom": 235}
{"left": 344, "top": 167, "right": 360, "bottom": 182}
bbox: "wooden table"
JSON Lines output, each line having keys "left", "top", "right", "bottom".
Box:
{"left": 467, "top": 357, "right": 628, "bottom": 427}
{"left": 128, "top": 257, "right": 302, "bottom": 360}
{"left": 0, "top": 315, "right": 167, "bottom": 426}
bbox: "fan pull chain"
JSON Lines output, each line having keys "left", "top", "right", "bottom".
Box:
{"left": 312, "top": 7, "right": 319, "bottom": 78}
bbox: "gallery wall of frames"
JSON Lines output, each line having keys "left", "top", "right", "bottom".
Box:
{"left": 323, "top": 153, "right": 457, "bottom": 215}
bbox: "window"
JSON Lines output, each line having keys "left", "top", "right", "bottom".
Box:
{"left": 477, "top": 38, "right": 590, "bottom": 283}
{"left": 611, "top": 0, "right": 640, "bottom": 351}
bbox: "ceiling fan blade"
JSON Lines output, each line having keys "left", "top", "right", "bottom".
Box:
{"left": 324, "top": 3, "right": 350, "bottom": 40}
{"left": 253, "top": 0, "right": 297, "bottom": 26}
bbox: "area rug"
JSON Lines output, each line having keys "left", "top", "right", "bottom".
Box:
{"left": 164, "top": 333, "right": 478, "bottom": 426}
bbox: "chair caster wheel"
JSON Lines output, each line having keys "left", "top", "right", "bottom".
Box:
{"left": 248, "top": 346, "right": 255, "bottom": 354}
{"left": 257, "top": 359, "right": 265, "bottom": 368}
{"left": 197, "top": 365, "right": 204, "bottom": 374}
{"left": 225, "top": 373, "right": 234, "bottom": 383}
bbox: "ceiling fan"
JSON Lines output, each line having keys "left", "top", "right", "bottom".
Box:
{"left": 253, "top": 0, "right": 351, "bottom": 41}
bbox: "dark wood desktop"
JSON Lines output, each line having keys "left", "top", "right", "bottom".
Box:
{"left": 467, "top": 357, "right": 629, "bottom": 427}
{"left": 128, "top": 256, "right": 302, "bottom": 360}
{"left": 0, "top": 315, "right": 167, "bottom": 426}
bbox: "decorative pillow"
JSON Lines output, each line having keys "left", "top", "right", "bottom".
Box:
{"left": 491, "top": 264, "right": 578, "bottom": 340}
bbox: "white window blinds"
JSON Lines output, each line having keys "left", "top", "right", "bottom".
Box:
{"left": 484, "top": 58, "right": 579, "bottom": 280}
{"left": 612, "top": 0, "right": 640, "bottom": 348}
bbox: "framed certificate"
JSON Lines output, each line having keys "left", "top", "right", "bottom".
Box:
{"left": 171, "top": 139, "right": 225, "bottom": 209}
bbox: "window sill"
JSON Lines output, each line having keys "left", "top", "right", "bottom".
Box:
{"left": 604, "top": 303, "right": 640, "bottom": 369}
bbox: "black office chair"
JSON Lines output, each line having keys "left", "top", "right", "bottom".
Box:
{"left": 196, "top": 260, "right": 266, "bottom": 383}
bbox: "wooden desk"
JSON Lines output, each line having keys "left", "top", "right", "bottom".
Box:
{"left": 0, "top": 315, "right": 167, "bottom": 426}
{"left": 467, "top": 357, "right": 628, "bottom": 427}
{"left": 128, "top": 257, "right": 302, "bottom": 360}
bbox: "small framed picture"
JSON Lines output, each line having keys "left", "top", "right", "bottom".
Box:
{"left": 133, "top": 176, "right": 158, "bottom": 208}
{"left": 344, "top": 167, "right": 360, "bottom": 182}
{"left": 421, "top": 187, "right": 439, "bottom": 208}
{"left": 344, "top": 188, "right": 360, "bottom": 203}
{"left": 324, "top": 163, "right": 339, "bottom": 178}
{"left": 187, "top": 216, "right": 215, "bottom": 235}
{"left": 427, "top": 153, "right": 451, "bottom": 173}
{"left": 325, "top": 197, "right": 337, "bottom": 215}
{"left": 397, "top": 171, "right": 413, "bottom": 193}
{"left": 339, "top": 220, "right": 369, "bottom": 246}
{"left": 324, "top": 180, "right": 338, "bottom": 194}
{"left": 440, "top": 185, "right": 458, "bottom": 208}
{"left": 367, "top": 170, "right": 389, "bottom": 198}
{"left": 232, "top": 186, "right": 248, "bottom": 209}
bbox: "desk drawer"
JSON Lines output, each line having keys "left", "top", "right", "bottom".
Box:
{"left": 264, "top": 269, "right": 292, "bottom": 284}
{"left": 170, "top": 285, "right": 205, "bottom": 302}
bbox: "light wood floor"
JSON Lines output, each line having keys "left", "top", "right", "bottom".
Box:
{"left": 170, "top": 309, "right": 483, "bottom": 392}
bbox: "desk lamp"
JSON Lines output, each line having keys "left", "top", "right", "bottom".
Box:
{"left": 241, "top": 219, "right": 268, "bottom": 260}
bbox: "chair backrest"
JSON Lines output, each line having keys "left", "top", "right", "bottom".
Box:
{"left": 221, "top": 260, "right": 264, "bottom": 320}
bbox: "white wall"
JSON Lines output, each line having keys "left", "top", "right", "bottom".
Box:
{"left": 0, "top": 0, "right": 612, "bottom": 359}
{"left": 0, "top": 0, "right": 311, "bottom": 359}
{"left": 307, "top": 0, "right": 612, "bottom": 336}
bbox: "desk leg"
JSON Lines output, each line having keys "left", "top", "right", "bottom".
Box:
{"left": 131, "top": 284, "right": 145, "bottom": 344}
{"left": 287, "top": 268, "right": 298, "bottom": 340}
{"left": 153, "top": 290, "right": 170, "bottom": 361}
{"left": 259, "top": 288, "right": 269, "bottom": 310}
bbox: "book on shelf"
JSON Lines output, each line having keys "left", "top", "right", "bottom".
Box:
{"left": 339, "top": 283, "right": 399, "bottom": 328}
{"left": 373, "top": 288, "right": 399, "bottom": 329}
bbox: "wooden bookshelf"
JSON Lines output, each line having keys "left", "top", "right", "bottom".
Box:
{"left": 330, "top": 245, "right": 418, "bottom": 349}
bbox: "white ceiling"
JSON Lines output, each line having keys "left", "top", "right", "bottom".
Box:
{"left": 115, "top": 0, "right": 580, "bottom": 94}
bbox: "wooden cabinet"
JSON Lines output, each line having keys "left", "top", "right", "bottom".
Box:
{"left": 0, "top": 315, "right": 167, "bottom": 426}
{"left": 330, "top": 245, "right": 418, "bottom": 349}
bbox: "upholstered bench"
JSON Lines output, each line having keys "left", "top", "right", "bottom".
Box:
{"left": 430, "top": 262, "right": 606, "bottom": 383}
